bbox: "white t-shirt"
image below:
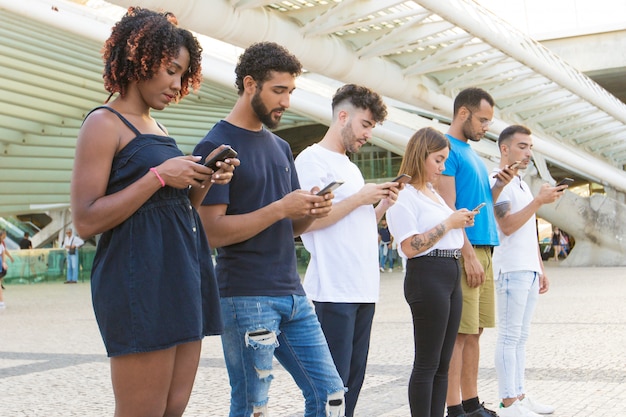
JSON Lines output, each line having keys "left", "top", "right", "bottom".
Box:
{"left": 489, "top": 169, "right": 542, "bottom": 277}
{"left": 386, "top": 184, "right": 464, "bottom": 258}
{"left": 63, "top": 235, "right": 84, "bottom": 252}
{"left": 295, "top": 144, "right": 380, "bottom": 303}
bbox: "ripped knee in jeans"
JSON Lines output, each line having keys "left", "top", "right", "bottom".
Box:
{"left": 245, "top": 328, "right": 278, "bottom": 380}
{"left": 327, "top": 390, "right": 345, "bottom": 417}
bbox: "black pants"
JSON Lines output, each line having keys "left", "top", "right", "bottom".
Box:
{"left": 314, "top": 301, "right": 376, "bottom": 417}
{"left": 405, "top": 256, "right": 463, "bottom": 417}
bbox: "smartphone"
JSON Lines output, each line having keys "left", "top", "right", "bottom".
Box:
{"left": 392, "top": 173, "right": 412, "bottom": 184}
{"left": 556, "top": 177, "right": 574, "bottom": 187}
{"left": 509, "top": 161, "right": 521, "bottom": 170}
{"left": 472, "top": 202, "right": 486, "bottom": 212}
{"left": 316, "top": 180, "right": 344, "bottom": 196}
{"left": 204, "top": 145, "right": 238, "bottom": 171}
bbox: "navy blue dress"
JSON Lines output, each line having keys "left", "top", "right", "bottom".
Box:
{"left": 88, "top": 107, "right": 222, "bottom": 357}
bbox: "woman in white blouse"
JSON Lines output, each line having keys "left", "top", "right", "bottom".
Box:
{"left": 387, "top": 127, "right": 477, "bottom": 417}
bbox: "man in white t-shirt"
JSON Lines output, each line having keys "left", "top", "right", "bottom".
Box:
{"left": 295, "top": 84, "right": 400, "bottom": 417}
{"left": 490, "top": 125, "right": 566, "bottom": 417}
{"left": 63, "top": 229, "right": 84, "bottom": 284}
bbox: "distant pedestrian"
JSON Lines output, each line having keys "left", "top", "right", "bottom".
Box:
{"left": 378, "top": 218, "right": 394, "bottom": 272}
{"left": 62, "top": 229, "right": 84, "bottom": 284}
{"left": 551, "top": 227, "right": 565, "bottom": 261}
{"left": 0, "top": 229, "right": 13, "bottom": 306}
{"left": 19, "top": 232, "right": 33, "bottom": 249}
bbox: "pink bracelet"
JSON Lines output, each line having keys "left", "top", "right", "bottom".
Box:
{"left": 149, "top": 167, "right": 165, "bottom": 188}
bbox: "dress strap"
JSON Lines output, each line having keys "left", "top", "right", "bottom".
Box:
{"left": 85, "top": 106, "right": 142, "bottom": 136}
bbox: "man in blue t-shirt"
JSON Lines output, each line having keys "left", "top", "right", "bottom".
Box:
{"left": 438, "top": 88, "right": 516, "bottom": 417}
{"left": 194, "top": 42, "right": 346, "bottom": 417}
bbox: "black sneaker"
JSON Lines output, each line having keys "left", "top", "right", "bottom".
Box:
{"left": 467, "top": 403, "right": 499, "bottom": 417}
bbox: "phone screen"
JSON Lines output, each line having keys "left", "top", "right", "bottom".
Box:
{"left": 473, "top": 202, "right": 486, "bottom": 212}
{"left": 392, "top": 174, "right": 412, "bottom": 184}
{"left": 316, "top": 180, "right": 344, "bottom": 196}
{"left": 556, "top": 178, "right": 574, "bottom": 187}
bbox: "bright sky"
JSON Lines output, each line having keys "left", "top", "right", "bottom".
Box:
{"left": 476, "top": 0, "right": 626, "bottom": 39}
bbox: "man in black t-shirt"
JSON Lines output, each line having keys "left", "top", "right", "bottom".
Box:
{"left": 19, "top": 232, "right": 32, "bottom": 250}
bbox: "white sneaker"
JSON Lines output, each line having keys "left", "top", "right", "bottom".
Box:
{"left": 519, "top": 396, "right": 555, "bottom": 414}
{"left": 0, "top": 302, "right": 5, "bottom": 309}
{"left": 388, "top": 268, "right": 393, "bottom": 273}
{"left": 498, "top": 401, "right": 541, "bottom": 417}
{"left": 379, "top": 267, "right": 385, "bottom": 272}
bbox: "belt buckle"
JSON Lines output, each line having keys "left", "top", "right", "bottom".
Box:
{"left": 453, "top": 249, "right": 461, "bottom": 259}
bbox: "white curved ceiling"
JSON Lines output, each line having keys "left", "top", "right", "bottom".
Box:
{"left": 1, "top": 0, "right": 625, "bottom": 216}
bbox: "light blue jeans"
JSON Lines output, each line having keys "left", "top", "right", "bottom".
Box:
{"left": 66, "top": 253, "right": 79, "bottom": 282}
{"left": 494, "top": 271, "right": 539, "bottom": 399}
{"left": 220, "top": 295, "right": 345, "bottom": 417}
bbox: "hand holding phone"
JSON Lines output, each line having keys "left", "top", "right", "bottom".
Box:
{"left": 391, "top": 174, "right": 412, "bottom": 184}
{"left": 556, "top": 177, "right": 574, "bottom": 188}
{"left": 204, "top": 145, "right": 238, "bottom": 171}
{"left": 508, "top": 161, "right": 521, "bottom": 170}
{"left": 316, "top": 180, "right": 344, "bottom": 196}
{"left": 472, "top": 202, "right": 486, "bottom": 212}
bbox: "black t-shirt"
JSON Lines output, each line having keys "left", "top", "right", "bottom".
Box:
{"left": 19, "top": 238, "right": 32, "bottom": 249}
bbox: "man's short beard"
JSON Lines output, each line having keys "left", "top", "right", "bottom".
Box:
{"left": 252, "top": 91, "right": 280, "bottom": 129}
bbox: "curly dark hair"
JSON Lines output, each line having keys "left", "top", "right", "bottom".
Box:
{"left": 331, "top": 84, "right": 388, "bottom": 123}
{"left": 101, "top": 7, "right": 202, "bottom": 102}
{"left": 234, "top": 42, "right": 302, "bottom": 95}
{"left": 453, "top": 87, "right": 494, "bottom": 116}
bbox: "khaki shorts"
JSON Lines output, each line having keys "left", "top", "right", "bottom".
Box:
{"left": 458, "top": 246, "right": 495, "bottom": 334}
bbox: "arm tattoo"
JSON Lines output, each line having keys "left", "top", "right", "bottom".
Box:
{"left": 494, "top": 201, "right": 511, "bottom": 219}
{"left": 410, "top": 223, "right": 446, "bottom": 253}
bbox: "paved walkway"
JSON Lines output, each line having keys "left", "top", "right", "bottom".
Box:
{"left": 1, "top": 263, "right": 624, "bottom": 416}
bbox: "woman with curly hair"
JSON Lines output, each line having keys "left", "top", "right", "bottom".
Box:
{"left": 70, "top": 8, "right": 238, "bottom": 416}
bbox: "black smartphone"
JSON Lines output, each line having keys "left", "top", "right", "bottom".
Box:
{"left": 316, "top": 180, "right": 344, "bottom": 196}
{"left": 392, "top": 174, "right": 412, "bottom": 184}
{"left": 556, "top": 177, "right": 574, "bottom": 188}
{"left": 472, "top": 202, "right": 486, "bottom": 212}
{"left": 204, "top": 145, "right": 238, "bottom": 171}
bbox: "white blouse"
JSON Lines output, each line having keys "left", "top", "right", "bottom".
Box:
{"left": 387, "top": 183, "right": 464, "bottom": 259}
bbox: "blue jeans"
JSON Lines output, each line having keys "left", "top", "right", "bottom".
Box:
{"left": 66, "top": 253, "right": 79, "bottom": 282}
{"left": 220, "top": 295, "right": 345, "bottom": 417}
{"left": 314, "top": 302, "right": 375, "bottom": 417}
{"left": 494, "top": 271, "right": 539, "bottom": 399}
{"left": 379, "top": 243, "right": 393, "bottom": 269}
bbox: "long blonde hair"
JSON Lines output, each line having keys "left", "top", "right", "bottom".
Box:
{"left": 398, "top": 127, "right": 450, "bottom": 189}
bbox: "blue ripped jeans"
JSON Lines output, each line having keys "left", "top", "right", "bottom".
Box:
{"left": 220, "top": 295, "right": 345, "bottom": 417}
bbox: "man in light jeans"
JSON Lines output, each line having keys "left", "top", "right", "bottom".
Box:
{"left": 63, "top": 229, "right": 84, "bottom": 284}
{"left": 490, "top": 125, "right": 567, "bottom": 417}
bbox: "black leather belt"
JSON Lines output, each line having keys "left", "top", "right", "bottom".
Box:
{"left": 425, "top": 249, "right": 462, "bottom": 259}
{"left": 472, "top": 245, "right": 493, "bottom": 249}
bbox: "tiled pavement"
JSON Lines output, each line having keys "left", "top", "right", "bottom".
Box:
{"left": 1, "top": 263, "right": 624, "bottom": 416}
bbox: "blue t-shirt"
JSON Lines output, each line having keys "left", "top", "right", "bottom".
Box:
{"left": 193, "top": 120, "right": 305, "bottom": 297}
{"left": 442, "top": 134, "right": 499, "bottom": 246}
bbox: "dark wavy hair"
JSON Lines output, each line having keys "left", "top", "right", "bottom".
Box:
{"left": 101, "top": 7, "right": 203, "bottom": 102}
{"left": 331, "top": 84, "right": 388, "bottom": 123}
{"left": 234, "top": 42, "right": 302, "bottom": 95}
